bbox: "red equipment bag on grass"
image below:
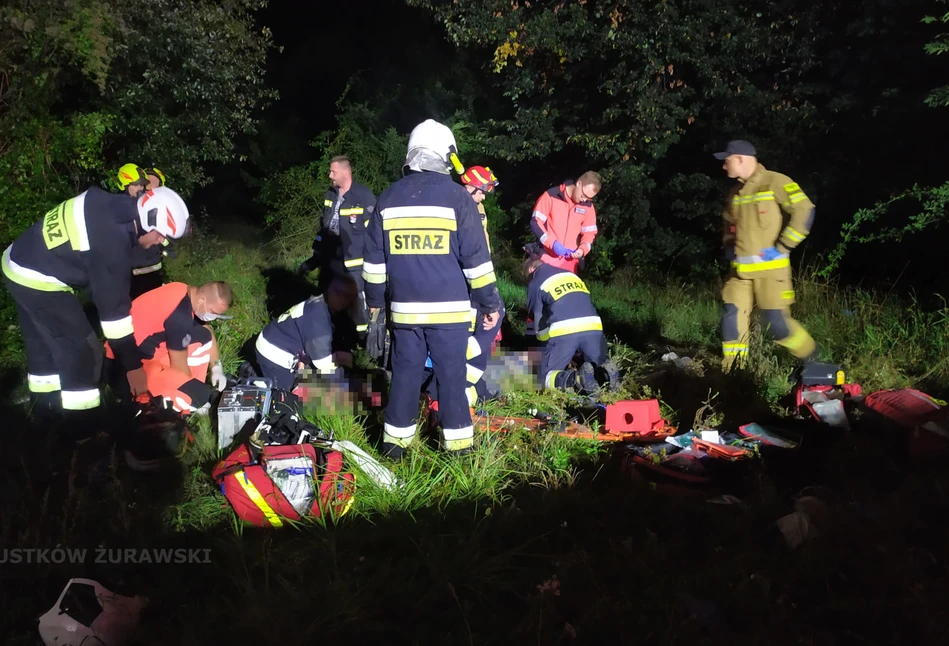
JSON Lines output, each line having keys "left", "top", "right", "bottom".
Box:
{"left": 212, "top": 443, "right": 355, "bottom": 528}
{"left": 862, "top": 388, "right": 949, "bottom": 460}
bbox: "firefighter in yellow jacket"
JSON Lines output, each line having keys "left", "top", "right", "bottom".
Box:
{"left": 714, "top": 140, "right": 817, "bottom": 369}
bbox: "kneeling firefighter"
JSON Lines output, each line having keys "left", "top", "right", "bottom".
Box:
{"left": 105, "top": 281, "right": 232, "bottom": 415}
{"left": 254, "top": 276, "right": 361, "bottom": 391}
{"left": 523, "top": 250, "right": 618, "bottom": 394}
{"left": 2, "top": 185, "right": 190, "bottom": 435}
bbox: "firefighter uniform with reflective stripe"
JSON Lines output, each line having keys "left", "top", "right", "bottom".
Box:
{"left": 2, "top": 187, "right": 144, "bottom": 412}
{"left": 530, "top": 180, "right": 597, "bottom": 274}
{"left": 255, "top": 295, "right": 342, "bottom": 391}
{"left": 363, "top": 171, "right": 502, "bottom": 455}
{"left": 105, "top": 282, "right": 215, "bottom": 413}
{"left": 315, "top": 182, "right": 376, "bottom": 338}
{"left": 129, "top": 238, "right": 171, "bottom": 299}
{"left": 527, "top": 263, "right": 608, "bottom": 391}
{"left": 465, "top": 201, "right": 505, "bottom": 405}
{"left": 721, "top": 164, "right": 816, "bottom": 369}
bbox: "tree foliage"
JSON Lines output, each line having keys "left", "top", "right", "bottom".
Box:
{"left": 0, "top": 0, "right": 276, "bottom": 250}
{"left": 923, "top": 0, "right": 949, "bottom": 107}
{"left": 405, "top": 0, "right": 828, "bottom": 274}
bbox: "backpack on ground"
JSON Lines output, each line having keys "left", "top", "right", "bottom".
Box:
{"left": 212, "top": 414, "right": 355, "bottom": 527}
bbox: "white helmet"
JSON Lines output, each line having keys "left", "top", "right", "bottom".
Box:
{"left": 38, "top": 577, "right": 148, "bottom": 646}
{"left": 405, "top": 119, "right": 465, "bottom": 174}
{"left": 136, "top": 186, "right": 189, "bottom": 239}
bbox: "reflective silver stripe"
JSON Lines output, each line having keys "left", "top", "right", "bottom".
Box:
{"left": 441, "top": 425, "right": 473, "bottom": 441}
{"left": 191, "top": 341, "right": 213, "bottom": 356}
{"left": 311, "top": 354, "right": 337, "bottom": 374}
{"left": 382, "top": 205, "right": 456, "bottom": 222}
{"left": 174, "top": 396, "right": 198, "bottom": 413}
{"left": 101, "top": 316, "right": 134, "bottom": 339}
{"left": 544, "top": 371, "right": 559, "bottom": 389}
{"left": 391, "top": 300, "right": 472, "bottom": 314}
{"left": 532, "top": 210, "right": 548, "bottom": 222}
{"left": 255, "top": 333, "right": 297, "bottom": 371}
{"left": 580, "top": 225, "right": 597, "bottom": 233}
{"left": 132, "top": 262, "right": 162, "bottom": 275}
{"left": 61, "top": 388, "right": 100, "bottom": 410}
{"left": 363, "top": 262, "right": 387, "bottom": 274}
{"left": 2, "top": 246, "right": 71, "bottom": 290}
{"left": 582, "top": 242, "right": 592, "bottom": 251}
{"left": 187, "top": 355, "right": 211, "bottom": 366}
{"left": 383, "top": 422, "right": 418, "bottom": 448}
{"left": 356, "top": 324, "right": 368, "bottom": 332}
{"left": 462, "top": 261, "right": 495, "bottom": 280}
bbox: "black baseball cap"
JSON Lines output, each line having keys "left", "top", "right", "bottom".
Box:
{"left": 713, "top": 140, "right": 757, "bottom": 160}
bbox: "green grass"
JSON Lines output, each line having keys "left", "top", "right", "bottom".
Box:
{"left": 4, "top": 234, "right": 949, "bottom": 643}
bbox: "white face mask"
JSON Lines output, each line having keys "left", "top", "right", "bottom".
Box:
{"left": 197, "top": 311, "right": 220, "bottom": 322}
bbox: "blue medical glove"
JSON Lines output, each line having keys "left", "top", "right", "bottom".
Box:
{"left": 552, "top": 241, "right": 575, "bottom": 257}
{"left": 759, "top": 246, "right": 784, "bottom": 261}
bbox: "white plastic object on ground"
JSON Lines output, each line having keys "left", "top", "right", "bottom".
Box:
{"left": 38, "top": 578, "right": 148, "bottom": 646}
{"left": 331, "top": 440, "right": 401, "bottom": 491}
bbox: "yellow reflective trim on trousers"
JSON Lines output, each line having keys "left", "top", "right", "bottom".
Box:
{"left": 722, "top": 343, "right": 748, "bottom": 355}
{"left": 468, "top": 271, "right": 497, "bottom": 289}
{"left": 466, "top": 336, "right": 482, "bottom": 360}
{"left": 390, "top": 311, "right": 473, "bottom": 325}
{"left": 61, "top": 388, "right": 101, "bottom": 410}
{"left": 776, "top": 323, "right": 812, "bottom": 353}
{"left": 444, "top": 437, "right": 474, "bottom": 451}
{"left": 1, "top": 248, "right": 74, "bottom": 293}
{"left": 233, "top": 470, "right": 284, "bottom": 528}
{"left": 344, "top": 257, "right": 364, "bottom": 268}
{"left": 382, "top": 217, "right": 457, "bottom": 231}
{"left": 732, "top": 257, "right": 791, "bottom": 273}
{"left": 28, "top": 373, "right": 61, "bottom": 393}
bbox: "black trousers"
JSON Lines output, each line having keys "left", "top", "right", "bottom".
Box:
{"left": 384, "top": 326, "right": 472, "bottom": 452}
{"left": 540, "top": 331, "right": 608, "bottom": 390}
{"left": 5, "top": 278, "right": 103, "bottom": 410}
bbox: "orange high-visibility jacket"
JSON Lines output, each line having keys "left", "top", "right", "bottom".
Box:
{"left": 530, "top": 180, "right": 597, "bottom": 271}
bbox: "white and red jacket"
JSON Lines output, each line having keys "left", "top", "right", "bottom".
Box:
{"left": 529, "top": 179, "right": 598, "bottom": 272}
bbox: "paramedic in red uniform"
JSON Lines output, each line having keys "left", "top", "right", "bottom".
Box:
{"left": 106, "top": 281, "right": 233, "bottom": 414}
{"left": 529, "top": 171, "right": 602, "bottom": 274}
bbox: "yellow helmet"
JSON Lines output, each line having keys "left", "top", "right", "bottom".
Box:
{"left": 147, "top": 167, "right": 166, "bottom": 187}
{"left": 117, "top": 163, "right": 148, "bottom": 190}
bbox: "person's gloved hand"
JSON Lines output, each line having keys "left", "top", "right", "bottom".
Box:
{"left": 211, "top": 362, "right": 227, "bottom": 391}
{"left": 759, "top": 246, "right": 785, "bottom": 261}
{"left": 552, "top": 241, "right": 575, "bottom": 258}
